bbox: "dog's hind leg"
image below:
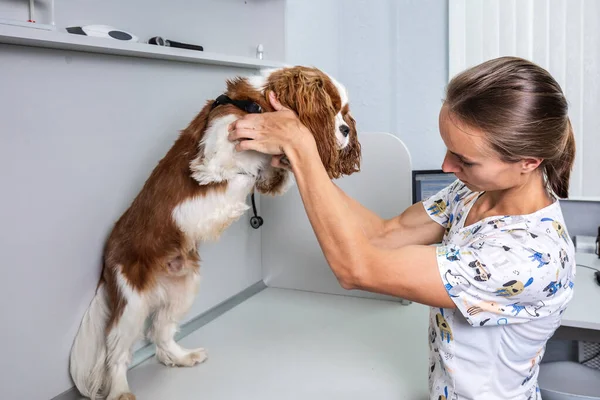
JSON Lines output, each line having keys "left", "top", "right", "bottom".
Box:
{"left": 149, "top": 270, "right": 207, "bottom": 367}
{"left": 105, "top": 269, "right": 148, "bottom": 400}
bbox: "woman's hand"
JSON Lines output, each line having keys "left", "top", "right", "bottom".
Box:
{"left": 227, "top": 91, "right": 315, "bottom": 158}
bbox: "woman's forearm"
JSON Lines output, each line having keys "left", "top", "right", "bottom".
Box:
{"left": 286, "top": 140, "right": 371, "bottom": 287}
{"left": 333, "top": 184, "right": 386, "bottom": 239}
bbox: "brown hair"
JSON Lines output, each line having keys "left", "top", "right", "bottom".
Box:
{"left": 444, "top": 56, "right": 576, "bottom": 198}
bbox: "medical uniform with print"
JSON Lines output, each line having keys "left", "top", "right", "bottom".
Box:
{"left": 423, "top": 180, "right": 575, "bottom": 400}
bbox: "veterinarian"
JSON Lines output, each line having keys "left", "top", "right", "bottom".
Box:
{"left": 228, "top": 56, "right": 576, "bottom": 400}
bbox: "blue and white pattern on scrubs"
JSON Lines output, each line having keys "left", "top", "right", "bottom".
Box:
{"left": 423, "top": 180, "right": 575, "bottom": 400}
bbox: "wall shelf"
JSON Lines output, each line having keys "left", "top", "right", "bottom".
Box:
{"left": 0, "top": 24, "right": 283, "bottom": 69}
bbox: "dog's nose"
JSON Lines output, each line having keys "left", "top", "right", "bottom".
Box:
{"left": 340, "top": 125, "right": 350, "bottom": 137}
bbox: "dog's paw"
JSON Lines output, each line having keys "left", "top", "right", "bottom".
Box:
{"left": 158, "top": 347, "right": 208, "bottom": 367}
{"left": 107, "top": 392, "right": 136, "bottom": 400}
{"left": 181, "top": 347, "right": 208, "bottom": 367}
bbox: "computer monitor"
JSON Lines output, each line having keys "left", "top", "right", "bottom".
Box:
{"left": 412, "top": 170, "right": 457, "bottom": 204}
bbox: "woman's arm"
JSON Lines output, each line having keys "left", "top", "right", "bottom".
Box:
{"left": 333, "top": 184, "right": 445, "bottom": 246}
{"left": 332, "top": 183, "right": 386, "bottom": 239}
{"left": 285, "top": 138, "right": 454, "bottom": 308}
{"left": 372, "top": 203, "right": 445, "bottom": 249}
{"left": 228, "top": 93, "right": 452, "bottom": 307}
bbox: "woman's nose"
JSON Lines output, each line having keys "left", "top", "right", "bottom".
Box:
{"left": 442, "top": 152, "right": 461, "bottom": 173}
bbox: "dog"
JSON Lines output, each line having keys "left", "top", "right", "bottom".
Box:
{"left": 68, "top": 65, "right": 361, "bottom": 400}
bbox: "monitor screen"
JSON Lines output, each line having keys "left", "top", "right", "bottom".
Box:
{"left": 412, "top": 170, "right": 457, "bottom": 204}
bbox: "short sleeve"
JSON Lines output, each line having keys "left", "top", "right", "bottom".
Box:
{"left": 422, "top": 179, "right": 463, "bottom": 228}
{"left": 436, "top": 231, "right": 571, "bottom": 327}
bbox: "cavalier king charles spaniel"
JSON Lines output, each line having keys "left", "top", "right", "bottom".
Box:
{"left": 69, "top": 65, "right": 361, "bottom": 400}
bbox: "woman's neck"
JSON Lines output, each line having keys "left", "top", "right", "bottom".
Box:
{"left": 472, "top": 173, "right": 553, "bottom": 220}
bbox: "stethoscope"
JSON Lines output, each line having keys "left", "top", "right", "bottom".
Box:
{"left": 249, "top": 192, "right": 263, "bottom": 229}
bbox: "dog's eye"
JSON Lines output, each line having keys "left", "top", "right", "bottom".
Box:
{"left": 339, "top": 125, "right": 350, "bottom": 137}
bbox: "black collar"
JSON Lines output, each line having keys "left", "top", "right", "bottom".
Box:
{"left": 211, "top": 94, "right": 262, "bottom": 114}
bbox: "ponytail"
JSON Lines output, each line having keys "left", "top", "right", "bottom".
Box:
{"left": 544, "top": 118, "right": 576, "bottom": 199}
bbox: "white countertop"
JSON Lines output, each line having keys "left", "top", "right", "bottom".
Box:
{"left": 561, "top": 252, "right": 600, "bottom": 331}
{"left": 125, "top": 288, "right": 431, "bottom": 400}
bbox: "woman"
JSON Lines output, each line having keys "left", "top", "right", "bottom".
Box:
{"left": 228, "top": 57, "right": 576, "bottom": 400}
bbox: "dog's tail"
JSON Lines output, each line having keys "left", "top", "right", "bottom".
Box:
{"left": 69, "top": 282, "right": 111, "bottom": 399}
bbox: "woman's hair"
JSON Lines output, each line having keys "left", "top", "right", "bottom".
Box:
{"left": 444, "top": 56, "right": 576, "bottom": 198}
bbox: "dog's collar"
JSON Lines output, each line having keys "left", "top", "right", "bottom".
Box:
{"left": 211, "top": 94, "right": 262, "bottom": 114}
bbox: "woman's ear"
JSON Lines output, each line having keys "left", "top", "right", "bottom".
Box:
{"left": 521, "top": 157, "right": 543, "bottom": 173}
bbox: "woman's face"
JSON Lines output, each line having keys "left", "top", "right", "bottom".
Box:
{"left": 438, "top": 104, "right": 529, "bottom": 193}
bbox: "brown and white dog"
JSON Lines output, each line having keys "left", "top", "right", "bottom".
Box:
{"left": 68, "top": 66, "right": 361, "bottom": 400}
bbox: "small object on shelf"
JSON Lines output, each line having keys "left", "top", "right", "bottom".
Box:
{"left": 0, "top": 0, "right": 56, "bottom": 31}
{"left": 66, "top": 25, "right": 139, "bottom": 42}
{"left": 28, "top": 0, "right": 35, "bottom": 23}
{"left": 256, "top": 44, "right": 264, "bottom": 60}
{"left": 148, "top": 36, "right": 204, "bottom": 52}
{"left": 0, "top": 18, "right": 55, "bottom": 31}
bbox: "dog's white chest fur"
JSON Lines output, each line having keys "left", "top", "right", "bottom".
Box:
{"left": 191, "top": 114, "right": 269, "bottom": 184}
{"left": 172, "top": 115, "right": 269, "bottom": 242}
{"left": 172, "top": 175, "right": 254, "bottom": 241}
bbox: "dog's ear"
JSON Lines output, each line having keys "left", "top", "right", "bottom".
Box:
{"left": 266, "top": 67, "right": 340, "bottom": 178}
{"left": 255, "top": 165, "right": 292, "bottom": 196}
{"left": 166, "top": 254, "right": 184, "bottom": 275}
{"left": 338, "top": 110, "right": 361, "bottom": 176}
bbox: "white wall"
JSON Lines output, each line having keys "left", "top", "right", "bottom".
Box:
{"left": 285, "top": 0, "right": 448, "bottom": 170}
{"left": 285, "top": 0, "right": 340, "bottom": 77}
{"left": 0, "top": 1, "right": 285, "bottom": 399}
{"left": 392, "top": 0, "right": 449, "bottom": 171}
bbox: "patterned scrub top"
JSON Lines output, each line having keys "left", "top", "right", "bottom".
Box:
{"left": 423, "top": 180, "right": 575, "bottom": 400}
